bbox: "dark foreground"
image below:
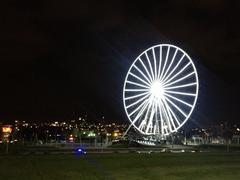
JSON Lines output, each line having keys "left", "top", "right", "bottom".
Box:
{"left": 0, "top": 153, "right": 240, "bottom": 180}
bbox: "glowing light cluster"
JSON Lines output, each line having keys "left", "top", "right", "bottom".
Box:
{"left": 2, "top": 126, "right": 12, "bottom": 133}
{"left": 123, "top": 44, "right": 199, "bottom": 136}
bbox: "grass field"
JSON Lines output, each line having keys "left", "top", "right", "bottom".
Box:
{"left": 0, "top": 153, "right": 240, "bottom": 180}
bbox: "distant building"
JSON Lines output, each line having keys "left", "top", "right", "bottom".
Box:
{"left": 188, "top": 135, "right": 204, "bottom": 145}
{"left": 210, "top": 136, "right": 225, "bottom": 144}
{"left": 232, "top": 135, "right": 240, "bottom": 144}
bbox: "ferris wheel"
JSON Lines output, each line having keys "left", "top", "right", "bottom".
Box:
{"left": 123, "top": 44, "right": 199, "bottom": 136}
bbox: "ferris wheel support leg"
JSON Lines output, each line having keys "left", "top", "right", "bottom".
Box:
{"left": 121, "top": 124, "right": 133, "bottom": 139}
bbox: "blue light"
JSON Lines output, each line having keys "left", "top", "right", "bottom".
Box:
{"left": 75, "top": 147, "right": 87, "bottom": 156}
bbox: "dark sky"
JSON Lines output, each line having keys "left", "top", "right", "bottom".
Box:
{"left": 0, "top": 0, "right": 240, "bottom": 126}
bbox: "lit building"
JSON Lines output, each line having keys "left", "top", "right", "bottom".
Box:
{"left": 1, "top": 125, "right": 13, "bottom": 143}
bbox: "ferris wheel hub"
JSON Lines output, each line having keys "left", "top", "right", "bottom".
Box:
{"left": 150, "top": 80, "right": 164, "bottom": 100}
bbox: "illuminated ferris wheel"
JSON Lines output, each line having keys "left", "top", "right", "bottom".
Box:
{"left": 123, "top": 44, "right": 199, "bottom": 136}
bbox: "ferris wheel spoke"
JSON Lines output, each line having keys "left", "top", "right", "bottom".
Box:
{"left": 159, "top": 103, "right": 170, "bottom": 135}
{"left": 154, "top": 101, "right": 160, "bottom": 134}
{"left": 163, "top": 71, "right": 195, "bottom": 88}
{"left": 157, "top": 46, "right": 162, "bottom": 79}
{"left": 163, "top": 62, "right": 191, "bottom": 86}
{"left": 152, "top": 48, "right": 157, "bottom": 79}
{"left": 159, "top": 100, "right": 169, "bottom": 131}
{"left": 139, "top": 58, "right": 153, "bottom": 82}
{"left": 158, "top": 101, "right": 164, "bottom": 135}
{"left": 126, "top": 80, "right": 149, "bottom": 89}
{"left": 128, "top": 98, "right": 149, "bottom": 117}
{"left": 153, "top": 105, "right": 158, "bottom": 134}
{"left": 163, "top": 98, "right": 181, "bottom": 128}
{"left": 164, "top": 124, "right": 169, "bottom": 135}
{"left": 160, "top": 99, "right": 173, "bottom": 132}
{"left": 124, "top": 91, "right": 149, "bottom": 100}
{"left": 163, "top": 98, "right": 181, "bottom": 127}
{"left": 133, "top": 65, "right": 152, "bottom": 85}
{"left": 159, "top": 46, "right": 170, "bottom": 80}
{"left": 145, "top": 101, "right": 155, "bottom": 134}
{"left": 129, "top": 99, "right": 149, "bottom": 117}
{"left": 162, "top": 54, "right": 185, "bottom": 84}
{"left": 129, "top": 72, "right": 151, "bottom": 87}
{"left": 165, "top": 105, "right": 177, "bottom": 132}
{"left": 125, "top": 89, "right": 148, "bottom": 92}
{"left": 126, "top": 93, "right": 150, "bottom": 109}
{"left": 162, "top": 98, "right": 179, "bottom": 130}
{"left": 165, "top": 90, "right": 196, "bottom": 97}
{"left": 164, "top": 92, "right": 193, "bottom": 108}
{"left": 145, "top": 52, "right": 155, "bottom": 80}
{"left": 164, "top": 96, "right": 187, "bottom": 118}
{"left": 156, "top": 100, "right": 163, "bottom": 135}
{"left": 164, "top": 82, "right": 197, "bottom": 90}
{"left": 139, "top": 120, "right": 146, "bottom": 132}
{"left": 160, "top": 48, "right": 178, "bottom": 82}
{"left": 131, "top": 99, "right": 150, "bottom": 126}
{"left": 154, "top": 124, "right": 159, "bottom": 134}
{"left": 142, "top": 97, "right": 153, "bottom": 132}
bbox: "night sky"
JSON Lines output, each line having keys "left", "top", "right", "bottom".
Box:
{"left": 0, "top": 0, "right": 240, "bottom": 126}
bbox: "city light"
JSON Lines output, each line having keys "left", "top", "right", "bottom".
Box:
{"left": 113, "top": 132, "right": 118, "bottom": 137}
{"left": 2, "top": 126, "right": 12, "bottom": 133}
{"left": 69, "top": 134, "right": 74, "bottom": 141}
{"left": 87, "top": 132, "right": 96, "bottom": 137}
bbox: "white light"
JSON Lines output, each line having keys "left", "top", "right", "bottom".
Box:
{"left": 150, "top": 80, "right": 164, "bottom": 100}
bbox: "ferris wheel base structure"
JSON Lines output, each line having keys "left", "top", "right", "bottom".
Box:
{"left": 122, "top": 124, "right": 169, "bottom": 144}
{"left": 122, "top": 44, "right": 199, "bottom": 145}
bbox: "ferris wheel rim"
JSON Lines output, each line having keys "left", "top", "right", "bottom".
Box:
{"left": 123, "top": 43, "right": 199, "bottom": 136}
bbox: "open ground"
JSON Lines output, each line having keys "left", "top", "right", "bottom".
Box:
{"left": 0, "top": 152, "right": 240, "bottom": 180}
